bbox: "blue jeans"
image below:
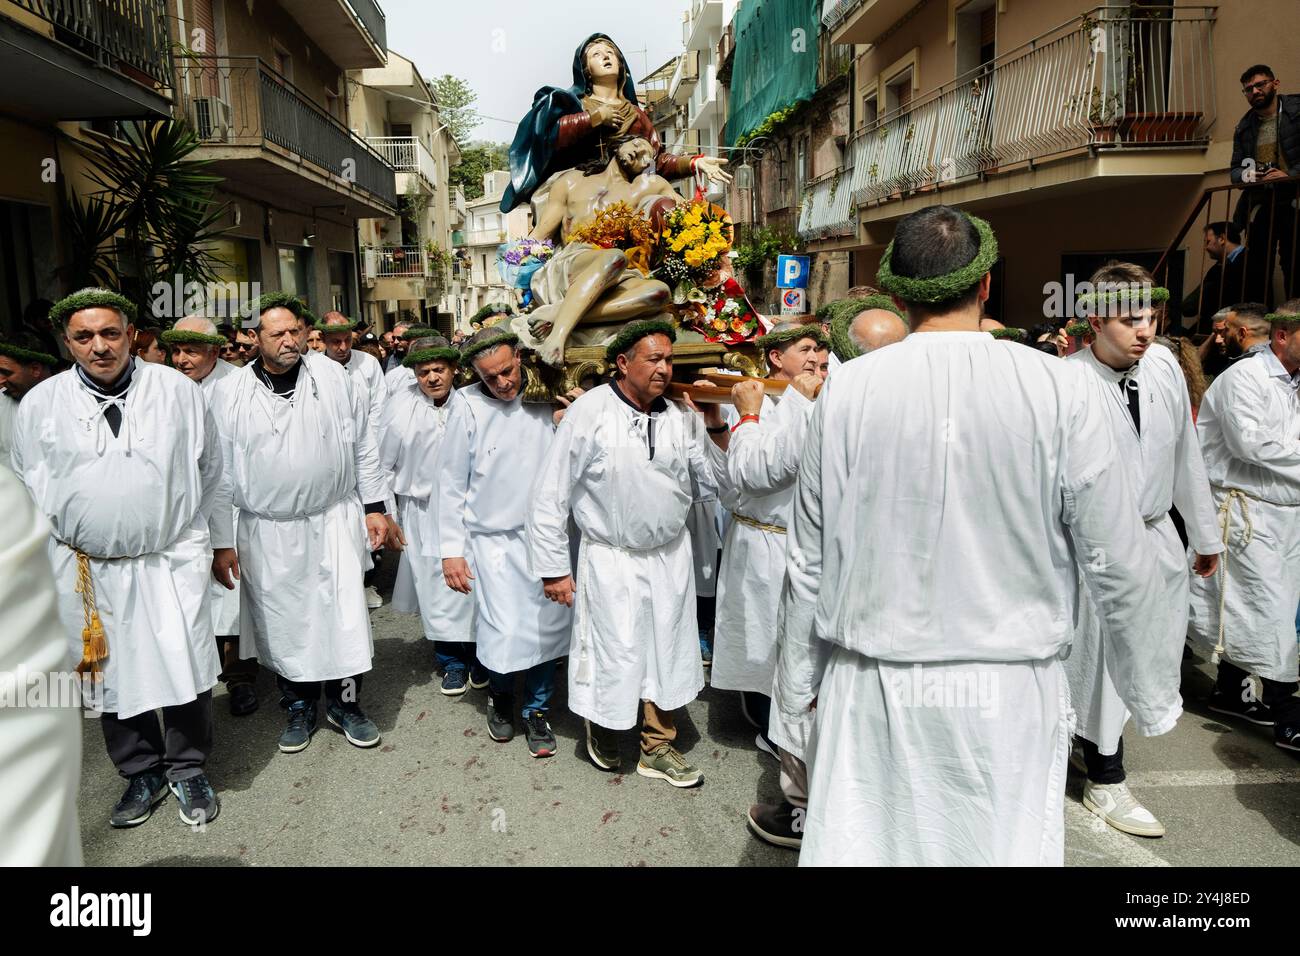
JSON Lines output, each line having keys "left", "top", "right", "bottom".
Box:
{"left": 488, "top": 659, "right": 560, "bottom": 719}
{"left": 435, "top": 642, "right": 481, "bottom": 675}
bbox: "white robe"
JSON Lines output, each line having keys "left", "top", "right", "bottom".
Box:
{"left": 198, "top": 359, "right": 242, "bottom": 637}
{"left": 210, "top": 352, "right": 389, "bottom": 682}
{"left": 774, "top": 332, "right": 1176, "bottom": 867}
{"left": 526, "top": 384, "right": 723, "bottom": 729}
{"left": 1187, "top": 347, "right": 1300, "bottom": 683}
{"left": 379, "top": 380, "right": 476, "bottom": 643}
{"left": 0, "top": 392, "right": 16, "bottom": 471}
{"left": 11, "top": 364, "right": 222, "bottom": 718}
{"left": 0, "top": 467, "right": 82, "bottom": 865}
{"left": 724, "top": 386, "right": 818, "bottom": 759}
{"left": 711, "top": 388, "right": 813, "bottom": 695}
{"left": 1065, "top": 344, "right": 1221, "bottom": 754}
{"left": 438, "top": 383, "right": 571, "bottom": 674}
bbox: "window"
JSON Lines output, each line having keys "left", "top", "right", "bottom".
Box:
{"left": 272, "top": 44, "right": 292, "bottom": 82}
{"left": 954, "top": 0, "right": 997, "bottom": 79}
{"left": 0, "top": 199, "right": 56, "bottom": 332}
{"left": 862, "top": 91, "right": 878, "bottom": 129}
{"left": 277, "top": 246, "right": 312, "bottom": 303}
{"left": 328, "top": 251, "right": 355, "bottom": 314}
{"left": 886, "top": 68, "right": 913, "bottom": 114}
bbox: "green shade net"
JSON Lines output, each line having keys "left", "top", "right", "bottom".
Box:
{"left": 725, "top": 0, "right": 823, "bottom": 147}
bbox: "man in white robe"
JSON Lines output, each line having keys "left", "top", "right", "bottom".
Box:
{"left": 712, "top": 321, "right": 826, "bottom": 747}
{"left": 527, "top": 320, "right": 728, "bottom": 786}
{"left": 439, "top": 329, "right": 573, "bottom": 758}
{"left": 166, "top": 316, "right": 258, "bottom": 717}
{"left": 776, "top": 208, "right": 1178, "bottom": 866}
{"left": 1065, "top": 266, "right": 1221, "bottom": 837}
{"left": 1187, "top": 299, "right": 1300, "bottom": 752}
{"left": 320, "top": 310, "right": 391, "bottom": 611}
{"left": 742, "top": 298, "right": 906, "bottom": 850}
{"left": 379, "top": 335, "right": 483, "bottom": 696}
{"left": 0, "top": 333, "right": 59, "bottom": 470}
{"left": 209, "top": 294, "right": 396, "bottom": 755}
{"left": 12, "top": 289, "right": 223, "bottom": 829}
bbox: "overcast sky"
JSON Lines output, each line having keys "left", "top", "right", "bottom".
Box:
{"left": 379, "top": 0, "right": 691, "bottom": 145}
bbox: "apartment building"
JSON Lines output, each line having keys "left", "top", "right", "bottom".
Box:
{"left": 0, "top": 0, "right": 174, "bottom": 330}
{"left": 168, "top": 0, "right": 397, "bottom": 319}
{"left": 350, "top": 50, "right": 463, "bottom": 333}
{"left": 811, "top": 0, "right": 1298, "bottom": 326}
{"left": 457, "top": 170, "right": 532, "bottom": 324}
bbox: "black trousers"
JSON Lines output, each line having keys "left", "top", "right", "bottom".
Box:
{"left": 101, "top": 691, "right": 213, "bottom": 783}
{"left": 363, "top": 549, "right": 383, "bottom": 587}
{"left": 1216, "top": 660, "right": 1300, "bottom": 727}
{"left": 1241, "top": 184, "right": 1299, "bottom": 306}
{"left": 1079, "top": 735, "right": 1126, "bottom": 785}
{"left": 277, "top": 672, "right": 364, "bottom": 708}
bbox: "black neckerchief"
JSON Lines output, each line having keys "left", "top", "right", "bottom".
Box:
{"left": 611, "top": 380, "right": 667, "bottom": 460}
{"left": 253, "top": 358, "right": 301, "bottom": 398}
{"left": 76, "top": 360, "right": 134, "bottom": 436}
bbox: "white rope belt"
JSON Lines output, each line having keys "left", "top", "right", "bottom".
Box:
{"left": 1213, "top": 487, "right": 1255, "bottom": 664}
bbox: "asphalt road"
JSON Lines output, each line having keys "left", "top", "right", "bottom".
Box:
{"left": 76, "top": 576, "right": 1300, "bottom": 867}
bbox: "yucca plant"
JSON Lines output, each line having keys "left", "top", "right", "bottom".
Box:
{"left": 63, "top": 119, "right": 229, "bottom": 324}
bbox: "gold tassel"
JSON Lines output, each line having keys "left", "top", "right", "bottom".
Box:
{"left": 73, "top": 551, "right": 109, "bottom": 677}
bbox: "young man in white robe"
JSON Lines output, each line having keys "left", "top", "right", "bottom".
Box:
{"left": 712, "top": 321, "right": 826, "bottom": 750}
{"left": 527, "top": 320, "right": 728, "bottom": 785}
{"left": 166, "top": 316, "right": 258, "bottom": 717}
{"left": 11, "top": 289, "right": 224, "bottom": 829}
{"left": 209, "top": 293, "right": 397, "bottom": 755}
{"left": 1065, "top": 263, "right": 1222, "bottom": 837}
{"left": 319, "top": 310, "right": 391, "bottom": 611}
{"left": 1187, "top": 298, "right": 1300, "bottom": 752}
{"left": 378, "top": 335, "right": 483, "bottom": 696}
{"left": 742, "top": 296, "right": 907, "bottom": 850}
{"left": 0, "top": 333, "right": 59, "bottom": 469}
{"left": 776, "top": 208, "right": 1179, "bottom": 866}
{"left": 438, "top": 329, "right": 573, "bottom": 758}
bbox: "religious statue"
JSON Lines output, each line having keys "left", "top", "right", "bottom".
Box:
{"left": 501, "top": 33, "right": 731, "bottom": 215}
{"left": 516, "top": 136, "right": 686, "bottom": 365}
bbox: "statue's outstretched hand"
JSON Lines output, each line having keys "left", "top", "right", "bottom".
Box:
{"left": 695, "top": 156, "right": 732, "bottom": 186}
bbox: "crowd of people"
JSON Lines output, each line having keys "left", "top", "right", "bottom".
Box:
{"left": 3, "top": 197, "right": 1300, "bottom": 866}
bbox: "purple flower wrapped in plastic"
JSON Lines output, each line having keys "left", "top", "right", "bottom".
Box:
{"left": 498, "top": 238, "right": 556, "bottom": 289}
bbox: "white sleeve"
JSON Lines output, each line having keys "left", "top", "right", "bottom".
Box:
{"left": 526, "top": 406, "right": 589, "bottom": 578}
{"left": 207, "top": 387, "right": 236, "bottom": 550}
{"left": 1168, "top": 371, "right": 1223, "bottom": 556}
{"left": 437, "top": 400, "right": 474, "bottom": 558}
{"left": 1062, "top": 378, "right": 1180, "bottom": 739}
{"left": 773, "top": 381, "right": 830, "bottom": 723}
{"left": 1216, "top": 367, "right": 1300, "bottom": 480}
{"left": 728, "top": 388, "right": 811, "bottom": 498}
{"left": 350, "top": 370, "right": 389, "bottom": 508}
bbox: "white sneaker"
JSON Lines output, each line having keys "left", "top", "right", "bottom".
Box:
{"left": 365, "top": 586, "right": 383, "bottom": 610}
{"left": 1082, "top": 781, "right": 1165, "bottom": 838}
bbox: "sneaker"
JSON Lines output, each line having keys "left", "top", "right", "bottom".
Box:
{"left": 365, "top": 585, "right": 383, "bottom": 610}
{"left": 636, "top": 744, "right": 703, "bottom": 788}
{"left": 487, "top": 694, "right": 514, "bottom": 742}
{"left": 746, "top": 801, "right": 803, "bottom": 849}
{"left": 524, "top": 711, "right": 557, "bottom": 758}
{"left": 1082, "top": 781, "right": 1165, "bottom": 837}
{"left": 326, "top": 701, "right": 381, "bottom": 748}
{"left": 585, "top": 719, "right": 621, "bottom": 770}
{"left": 170, "top": 773, "right": 220, "bottom": 827}
{"left": 278, "top": 700, "right": 319, "bottom": 753}
{"left": 1207, "top": 688, "right": 1275, "bottom": 726}
{"left": 440, "top": 668, "right": 469, "bottom": 697}
{"left": 754, "top": 732, "right": 779, "bottom": 760}
{"left": 228, "top": 682, "right": 258, "bottom": 717}
{"left": 110, "top": 771, "right": 168, "bottom": 828}
{"left": 468, "top": 663, "right": 490, "bottom": 690}
{"left": 1276, "top": 724, "right": 1300, "bottom": 753}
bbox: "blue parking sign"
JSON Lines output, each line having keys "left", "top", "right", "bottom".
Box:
{"left": 776, "top": 255, "right": 810, "bottom": 289}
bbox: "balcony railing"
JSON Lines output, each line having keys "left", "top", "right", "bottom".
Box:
{"left": 345, "top": 0, "right": 387, "bottom": 55}
{"left": 362, "top": 244, "right": 438, "bottom": 280}
{"left": 844, "top": 6, "right": 1216, "bottom": 210}
{"left": 173, "top": 56, "right": 397, "bottom": 208}
{"left": 467, "top": 228, "right": 507, "bottom": 246}
{"left": 13, "top": 0, "right": 172, "bottom": 87}
{"left": 366, "top": 136, "right": 437, "bottom": 190}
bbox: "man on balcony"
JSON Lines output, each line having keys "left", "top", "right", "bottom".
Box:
{"left": 1231, "top": 65, "right": 1299, "bottom": 306}
{"left": 319, "top": 311, "right": 391, "bottom": 610}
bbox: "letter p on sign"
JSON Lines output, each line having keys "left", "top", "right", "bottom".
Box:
{"left": 777, "top": 255, "right": 809, "bottom": 290}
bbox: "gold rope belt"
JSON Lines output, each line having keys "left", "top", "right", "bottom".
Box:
{"left": 732, "top": 512, "right": 787, "bottom": 535}
{"left": 73, "top": 549, "right": 109, "bottom": 677}
{"left": 1213, "top": 487, "right": 1254, "bottom": 664}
